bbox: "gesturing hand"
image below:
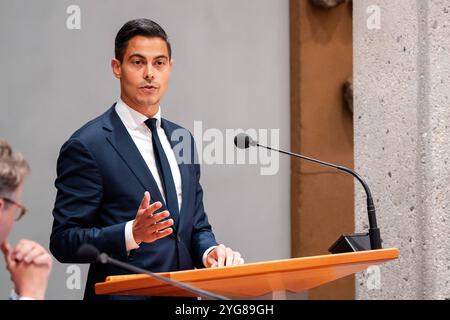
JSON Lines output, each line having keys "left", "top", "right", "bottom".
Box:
{"left": 132, "top": 191, "right": 174, "bottom": 244}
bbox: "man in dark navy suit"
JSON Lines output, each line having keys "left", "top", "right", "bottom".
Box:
{"left": 49, "top": 19, "right": 243, "bottom": 300}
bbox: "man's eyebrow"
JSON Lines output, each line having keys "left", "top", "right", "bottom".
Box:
{"left": 153, "top": 55, "right": 169, "bottom": 60}
{"left": 128, "top": 53, "right": 146, "bottom": 60}
{"left": 128, "top": 53, "right": 169, "bottom": 61}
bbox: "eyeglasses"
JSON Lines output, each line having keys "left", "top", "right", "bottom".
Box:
{"left": 2, "top": 198, "right": 28, "bottom": 221}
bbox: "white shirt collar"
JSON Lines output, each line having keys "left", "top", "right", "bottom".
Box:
{"left": 115, "top": 97, "right": 162, "bottom": 130}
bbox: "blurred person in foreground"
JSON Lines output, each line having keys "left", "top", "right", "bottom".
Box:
{"left": 0, "top": 140, "right": 52, "bottom": 300}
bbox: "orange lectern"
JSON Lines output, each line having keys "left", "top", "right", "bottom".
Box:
{"left": 95, "top": 248, "right": 398, "bottom": 299}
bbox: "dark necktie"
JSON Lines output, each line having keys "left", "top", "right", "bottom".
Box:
{"left": 144, "top": 118, "right": 179, "bottom": 227}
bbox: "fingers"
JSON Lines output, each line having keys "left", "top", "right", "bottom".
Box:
{"left": 232, "top": 251, "right": 242, "bottom": 265}
{"left": 22, "top": 245, "right": 48, "bottom": 265}
{"left": 207, "top": 245, "right": 244, "bottom": 268}
{"left": 152, "top": 218, "right": 174, "bottom": 233}
{"left": 13, "top": 239, "right": 35, "bottom": 261}
{"left": 225, "top": 248, "right": 243, "bottom": 266}
{"left": 21, "top": 246, "right": 40, "bottom": 264}
{"left": 33, "top": 253, "right": 53, "bottom": 268}
{"left": 148, "top": 210, "right": 171, "bottom": 225}
{"left": 141, "top": 201, "right": 163, "bottom": 217}
{"left": 153, "top": 227, "right": 173, "bottom": 241}
{"left": 140, "top": 209, "right": 172, "bottom": 229}
{"left": 134, "top": 210, "right": 174, "bottom": 243}
{"left": 133, "top": 195, "right": 174, "bottom": 243}
{"left": 12, "top": 240, "right": 51, "bottom": 266}
{"left": 138, "top": 191, "right": 151, "bottom": 210}
{"left": 225, "top": 247, "right": 234, "bottom": 266}
{"left": 216, "top": 244, "right": 226, "bottom": 267}
{"left": 146, "top": 215, "right": 174, "bottom": 242}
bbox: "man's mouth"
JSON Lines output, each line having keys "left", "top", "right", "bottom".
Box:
{"left": 140, "top": 84, "right": 159, "bottom": 93}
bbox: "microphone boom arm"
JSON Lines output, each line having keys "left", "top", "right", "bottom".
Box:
{"left": 257, "top": 142, "right": 382, "bottom": 253}
{"left": 98, "top": 253, "right": 229, "bottom": 300}
{"left": 71, "top": 244, "right": 229, "bottom": 300}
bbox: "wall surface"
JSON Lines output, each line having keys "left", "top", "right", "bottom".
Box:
{"left": 0, "top": 0, "right": 290, "bottom": 299}
{"left": 354, "top": 0, "right": 450, "bottom": 299}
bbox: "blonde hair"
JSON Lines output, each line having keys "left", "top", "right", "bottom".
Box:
{"left": 0, "top": 140, "right": 30, "bottom": 196}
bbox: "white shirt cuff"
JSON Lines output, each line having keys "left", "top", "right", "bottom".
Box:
{"left": 9, "top": 289, "right": 35, "bottom": 300}
{"left": 125, "top": 220, "right": 140, "bottom": 252}
{"left": 202, "top": 245, "right": 217, "bottom": 267}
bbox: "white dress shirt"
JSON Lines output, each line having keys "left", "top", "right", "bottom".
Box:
{"left": 115, "top": 99, "right": 215, "bottom": 266}
{"left": 115, "top": 98, "right": 183, "bottom": 211}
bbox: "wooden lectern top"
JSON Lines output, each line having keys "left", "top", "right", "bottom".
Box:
{"left": 95, "top": 248, "right": 398, "bottom": 298}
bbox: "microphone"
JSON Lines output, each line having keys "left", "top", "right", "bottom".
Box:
{"left": 234, "top": 133, "right": 257, "bottom": 149}
{"left": 77, "top": 244, "right": 229, "bottom": 300}
{"left": 234, "top": 133, "right": 382, "bottom": 254}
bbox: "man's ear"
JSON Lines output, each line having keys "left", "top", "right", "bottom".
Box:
{"left": 167, "top": 58, "right": 173, "bottom": 74}
{"left": 111, "top": 58, "right": 122, "bottom": 79}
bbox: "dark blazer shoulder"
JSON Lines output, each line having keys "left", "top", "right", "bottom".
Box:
{"left": 67, "top": 105, "right": 116, "bottom": 144}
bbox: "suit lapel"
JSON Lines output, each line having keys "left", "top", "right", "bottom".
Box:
{"left": 102, "top": 106, "right": 170, "bottom": 219}
{"left": 161, "top": 119, "right": 191, "bottom": 231}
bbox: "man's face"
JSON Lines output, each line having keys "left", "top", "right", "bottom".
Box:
{"left": 112, "top": 36, "right": 173, "bottom": 113}
{"left": 0, "top": 185, "right": 23, "bottom": 245}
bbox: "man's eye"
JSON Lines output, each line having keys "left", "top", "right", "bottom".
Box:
{"left": 132, "top": 60, "right": 142, "bottom": 65}
{"left": 155, "top": 60, "right": 166, "bottom": 66}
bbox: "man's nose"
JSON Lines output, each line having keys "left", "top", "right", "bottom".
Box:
{"left": 144, "top": 65, "right": 155, "bottom": 80}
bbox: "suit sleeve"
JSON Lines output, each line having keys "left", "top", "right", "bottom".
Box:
{"left": 190, "top": 136, "right": 218, "bottom": 267}
{"left": 50, "top": 138, "right": 127, "bottom": 263}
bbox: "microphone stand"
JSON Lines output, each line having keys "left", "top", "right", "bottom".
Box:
{"left": 256, "top": 142, "right": 382, "bottom": 253}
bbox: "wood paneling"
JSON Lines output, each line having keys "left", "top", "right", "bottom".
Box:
{"left": 290, "top": 0, "right": 354, "bottom": 299}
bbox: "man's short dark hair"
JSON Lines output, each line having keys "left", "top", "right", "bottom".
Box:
{"left": 115, "top": 18, "right": 172, "bottom": 62}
